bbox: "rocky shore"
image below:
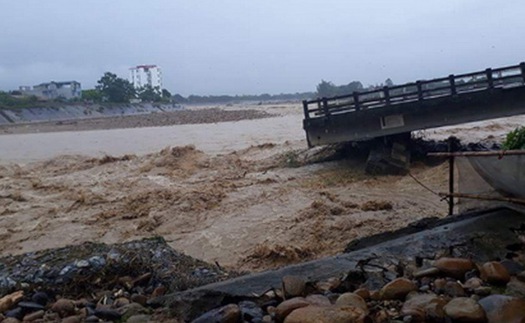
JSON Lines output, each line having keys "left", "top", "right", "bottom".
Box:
{"left": 0, "top": 208, "right": 524, "bottom": 322}
{"left": 0, "top": 237, "right": 237, "bottom": 322}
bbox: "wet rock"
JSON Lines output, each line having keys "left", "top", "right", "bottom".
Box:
{"left": 94, "top": 308, "right": 122, "bottom": 321}
{"left": 380, "top": 278, "right": 418, "bottom": 300}
{"left": 239, "top": 301, "right": 264, "bottom": 322}
{"left": 43, "top": 312, "right": 60, "bottom": 321}
{"left": 275, "top": 297, "right": 310, "bottom": 321}
{"left": 118, "top": 302, "right": 149, "bottom": 320}
{"left": 112, "top": 297, "right": 130, "bottom": 308}
{"left": 500, "top": 259, "right": 524, "bottom": 276}
{"left": 1, "top": 318, "right": 21, "bottom": 323}
{"left": 85, "top": 315, "right": 99, "bottom": 322}
{"left": 22, "top": 309, "right": 44, "bottom": 322}
{"left": 18, "top": 301, "right": 45, "bottom": 311}
{"left": 478, "top": 294, "right": 525, "bottom": 323}
{"left": 305, "top": 294, "right": 331, "bottom": 307}
{"left": 413, "top": 267, "right": 440, "bottom": 279}
{"left": 51, "top": 298, "right": 76, "bottom": 318}
{"left": 480, "top": 262, "right": 511, "bottom": 284}
{"left": 4, "top": 307, "right": 23, "bottom": 320}
{"left": 315, "top": 277, "right": 340, "bottom": 292}
{"left": 401, "top": 293, "right": 447, "bottom": 322}
{"left": 284, "top": 305, "right": 366, "bottom": 323}
{"left": 505, "top": 277, "right": 525, "bottom": 298}
{"left": 517, "top": 271, "right": 525, "bottom": 282}
{"left": 61, "top": 315, "right": 83, "bottom": 323}
{"left": 433, "top": 257, "right": 475, "bottom": 279}
{"left": 0, "top": 290, "right": 23, "bottom": 312}
{"left": 130, "top": 293, "right": 148, "bottom": 306}
{"left": 474, "top": 287, "right": 492, "bottom": 297}
{"left": 191, "top": 303, "right": 240, "bottom": 323}
{"left": 282, "top": 275, "right": 306, "bottom": 298}
{"left": 353, "top": 288, "right": 370, "bottom": 300}
{"left": 444, "top": 297, "right": 486, "bottom": 322}
{"left": 335, "top": 293, "right": 368, "bottom": 313}
{"left": 444, "top": 281, "right": 466, "bottom": 297}
{"left": 151, "top": 285, "right": 166, "bottom": 298}
{"left": 464, "top": 277, "right": 484, "bottom": 290}
{"left": 127, "top": 314, "right": 152, "bottom": 323}
{"left": 433, "top": 278, "right": 447, "bottom": 294}
{"left": 31, "top": 291, "right": 49, "bottom": 306}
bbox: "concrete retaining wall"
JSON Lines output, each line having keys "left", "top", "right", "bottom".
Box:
{"left": 0, "top": 103, "right": 183, "bottom": 125}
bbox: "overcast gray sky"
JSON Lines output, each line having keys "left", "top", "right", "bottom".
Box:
{"left": 1, "top": 1, "right": 524, "bottom": 95}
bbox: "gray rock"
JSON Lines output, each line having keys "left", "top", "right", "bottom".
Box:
{"left": 401, "top": 293, "right": 447, "bottom": 321}
{"left": 282, "top": 275, "right": 306, "bottom": 298}
{"left": 126, "top": 314, "right": 152, "bottom": 323}
{"left": 500, "top": 259, "right": 524, "bottom": 276}
{"left": 94, "top": 308, "right": 122, "bottom": 321}
{"left": 479, "top": 294, "right": 525, "bottom": 323}
{"left": 335, "top": 293, "right": 368, "bottom": 313}
{"left": 444, "top": 281, "right": 466, "bottom": 297}
{"left": 444, "top": 297, "right": 486, "bottom": 322}
{"left": 191, "top": 304, "right": 240, "bottom": 323}
{"left": 506, "top": 278, "right": 525, "bottom": 298}
{"left": 239, "top": 301, "right": 264, "bottom": 322}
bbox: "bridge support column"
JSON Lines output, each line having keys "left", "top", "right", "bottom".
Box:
{"left": 365, "top": 133, "right": 411, "bottom": 175}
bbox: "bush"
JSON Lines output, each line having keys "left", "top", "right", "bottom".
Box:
{"left": 502, "top": 126, "right": 525, "bottom": 150}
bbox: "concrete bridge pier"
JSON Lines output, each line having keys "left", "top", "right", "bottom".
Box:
{"left": 365, "top": 133, "right": 411, "bottom": 175}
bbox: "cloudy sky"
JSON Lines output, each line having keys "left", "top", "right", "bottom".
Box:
{"left": 1, "top": 1, "right": 524, "bottom": 95}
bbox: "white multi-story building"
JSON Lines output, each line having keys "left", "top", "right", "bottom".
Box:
{"left": 129, "top": 65, "right": 162, "bottom": 89}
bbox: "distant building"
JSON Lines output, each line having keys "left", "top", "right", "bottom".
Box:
{"left": 19, "top": 81, "right": 82, "bottom": 100}
{"left": 129, "top": 65, "right": 162, "bottom": 89}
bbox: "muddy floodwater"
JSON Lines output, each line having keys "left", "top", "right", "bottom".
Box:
{"left": 0, "top": 114, "right": 304, "bottom": 164}
{"left": 0, "top": 104, "right": 524, "bottom": 271}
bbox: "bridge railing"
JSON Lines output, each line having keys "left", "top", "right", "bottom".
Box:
{"left": 303, "top": 63, "right": 525, "bottom": 120}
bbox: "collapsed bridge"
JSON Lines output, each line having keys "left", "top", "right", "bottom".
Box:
{"left": 302, "top": 62, "right": 525, "bottom": 172}
{"left": 303, "top": 62, "right": 525, "bottom": 146}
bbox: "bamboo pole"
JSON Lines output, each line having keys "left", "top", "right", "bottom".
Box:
{"left": 439, "top": 192, "right": 525, "bottom": 205}
{"left": 428, "top": 150, "right": 525, "bottom": 157}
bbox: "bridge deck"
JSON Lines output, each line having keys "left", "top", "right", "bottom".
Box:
{"left": 303, "top": 63, "right": 525, "bottom": 147}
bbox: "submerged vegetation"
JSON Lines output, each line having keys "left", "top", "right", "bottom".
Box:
{"left": 502, "top": 126, "right": 525, "bottom": 150}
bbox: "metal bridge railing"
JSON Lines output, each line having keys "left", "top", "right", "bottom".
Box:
{"left": 303, "top": 62, "right": 525, "bottom": 120}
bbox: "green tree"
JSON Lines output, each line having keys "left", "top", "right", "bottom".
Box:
{"left": 96, "top": 72, "right": 136, "bottom": 103}
{"left": 137, "top": 85, "right": 162, "bottom": 102}
{"left": 82, "top": 89, "right": 103, "bottom": 102}
{"left": 316, "top": 80, "right": 363, "bottom": 97}
{"left": 384, "top": 78, "right": 394, "bottom": 87}
{"left": 161, "top": 89, "right": 171, "bottom": 99}
{"left": 316, "top": 80, "right": 337, "bottom": 97}
{"left": 171, "top": 94, "right": 187, "bottom": 103}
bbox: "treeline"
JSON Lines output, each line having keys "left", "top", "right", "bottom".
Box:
{"left": 316, "top": 79, "right": 394, "bottom": 98}
{"left": 1, "top": 75, "right": 398, "bottom": 109}
{"left": 0, "top": 91, "right": 50, "bottom": 109}
{"left": 170, "top": 92, "right": 316, "bottom": 104}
